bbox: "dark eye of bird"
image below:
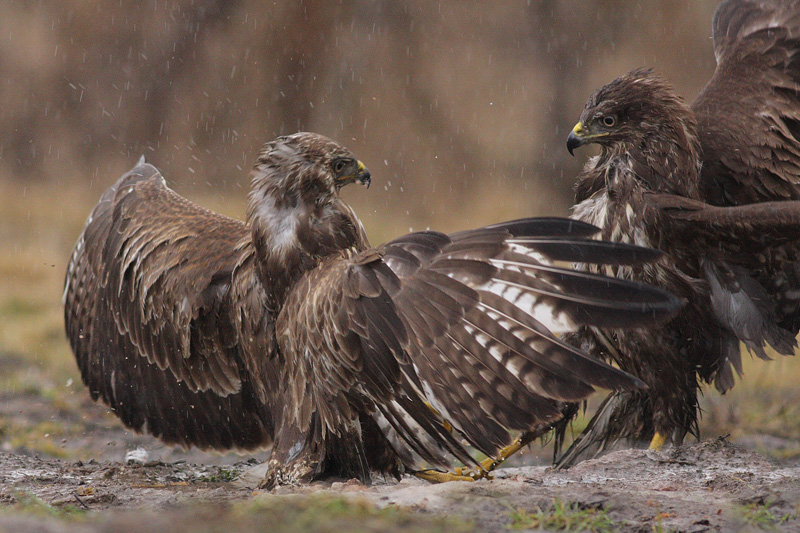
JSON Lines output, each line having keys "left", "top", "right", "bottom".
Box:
{"left": 333, "top": 159, "right": 348, "bottom": 174}
{"left": 602, "top": 115, "right": 616, "bottom": 127}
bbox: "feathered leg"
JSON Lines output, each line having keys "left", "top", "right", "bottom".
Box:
{"left": 259, "top": 410, "right": 370, "bottom": 489}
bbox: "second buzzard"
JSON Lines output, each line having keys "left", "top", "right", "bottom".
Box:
{"left": 560, "top": 0, "right": 800, "bottom": 466}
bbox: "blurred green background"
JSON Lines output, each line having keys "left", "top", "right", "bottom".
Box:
{"left": 1, "top": 0, "right": 799, "bottom": 463}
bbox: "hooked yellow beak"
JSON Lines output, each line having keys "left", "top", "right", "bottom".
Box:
{"left": 567, "top": 121, "right": 611, "bottom": 155}
{"left": 336, "top": 160, "right": 371, "bottom": 188}
{"left": 567, "top": 122, "right": 587, "bottom": 156}
{"left": 354, "top": 160, "right": 371, "bottom": 188}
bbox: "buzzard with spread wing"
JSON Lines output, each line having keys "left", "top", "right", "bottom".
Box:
{"left": 64, "top": 132, "right": 681, "bottom": 487}
{"left": 559, "top": 0, "right": 800, "bottom": 466}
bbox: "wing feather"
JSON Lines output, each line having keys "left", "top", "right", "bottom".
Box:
{"left": 63, "top": 161, "right": 276, "bottom": 450}
{"left": 647, "top": 192, "right": 800, "bottom": 249}
{"left": 278, "top": 219, "right": 681, "bottom": 468}
{"left": 647, "top": 191, "right": 800, "bottom": 387}
{"left": 688, "top": 0, "right": 800, "bottom": 376}
{"left": 693, "top": 0, "right": 800, "bottom": 205}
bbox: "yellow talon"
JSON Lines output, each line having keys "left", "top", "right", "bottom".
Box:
{"left": 478, "top": 437, "right": 525, "bottom": 472}
{"left": 649, "top": 432, "right": 667, "bottom": 450}
{"left": 413, "top": 469, "right": 479, "bottom": 483}
{"left": 414, "top": 432, "right": 541, "bottom": 483}
{"left": 444, "top": 437, "right": 528, "bottom": 481}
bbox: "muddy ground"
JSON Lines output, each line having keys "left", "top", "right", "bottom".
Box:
{"left": 2, "top": 386, "right": 800, "bottom": 533}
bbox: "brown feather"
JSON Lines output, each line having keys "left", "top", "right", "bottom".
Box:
{"left": 559, "top": 0, "right": 800, "bottom": 466}
{"left": 65, "top": 133, "right": 680, "bottom": 486}
{"left": 63, "top": 163, "right": 275, "bottom": 450}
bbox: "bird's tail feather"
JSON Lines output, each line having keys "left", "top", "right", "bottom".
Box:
{"left": 554, "top": 391, "right": 651, "bottom": 469}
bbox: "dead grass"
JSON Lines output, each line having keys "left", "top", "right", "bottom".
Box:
{"left": 700, "top": 354, "right": 800, "bottom": 448}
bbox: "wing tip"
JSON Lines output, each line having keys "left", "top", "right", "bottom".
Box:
{"left": 713, "top": 0, "right": 800, "bottom": 57}
{"left": 115, "top": 156, "right": 164, "bottom": 189}
{"left": 486, "top": 217, "right": 601, "bottom": 238}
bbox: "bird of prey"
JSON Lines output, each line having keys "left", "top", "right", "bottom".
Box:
{"left": 64, "top": 132, "right": 681, "bottom": 487}
{"left": 558, "top": 0, "right": 800, "bottom": 466}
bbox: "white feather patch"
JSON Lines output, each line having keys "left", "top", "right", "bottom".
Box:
{"left": 253, "top": 193, "right": 304, "bottom": 254}
{"left": 478, "top": 279, "right": 574, "bottom": 333}
{"left": 572, "top": 193, "right": 609, "bottom": 229}
{"left": 506, "top": 242, "right": 550, "bottom": 264}
{"left": 465, "top": 323, "right": 550, "bottom": 397}
{"left": 124, "top": 447, "right": 150, "bottom": 464}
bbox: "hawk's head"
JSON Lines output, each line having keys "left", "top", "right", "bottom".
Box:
{"left": 251, "top": 132, "right": 371, "bottom": 204}
{"left": 246, "top": 133, "right": 372, "bottom": 303}
{"left": 246, "top": 133, "right": 372, "bottom": 291}
{"left": 567, "top": 68, "right": 696, "bottom": 157}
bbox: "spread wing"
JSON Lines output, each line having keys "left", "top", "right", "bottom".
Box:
{"left": 646, "top": 193, "right": 800, "bottom": 249}
{"left": 692, "top": 0, "right": 800, "bottom": 205}
{"left": 690, "top": 0, "right": 800, "bottom": 367}
{"left": 63, "top": 160, "right": 275, "bottom": 450}
{"left": 279, "top": 218, "right": 682, "bottom": 468}
{"left": 648, "top": 192, "right": 800, "bottom": 388}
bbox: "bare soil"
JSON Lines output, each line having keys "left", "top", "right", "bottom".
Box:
{"left": 2, "top": 383, "right": 800, "bottom": 532}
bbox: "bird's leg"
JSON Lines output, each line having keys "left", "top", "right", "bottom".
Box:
{"left": 474, "top": 436, "right": 527, "bottom": 473}
{"left": 479, "top": 422, "right": 557, "bottom": 474}
{"left": 410, "top": 404, "right": 487, "bottom": 482}
{"left": 412, "top": 406, "right": 557, "bottom": 483}
{"left": 259, "top": 410, "right": 326, "bottom": 490}
{"left": 648, "top": 432, "right": 667, "bottom": 450}
{"left": 411, "top": 401, "right": 492, "bottom": 483}
{"left": 435, "top": 423, "right": 556, "bottom": 482}
{"left": 413, "top": 438, "right": 525, "bottom": 483}
{"left": 412, "top": 468, "right": 483, "bottom": 483}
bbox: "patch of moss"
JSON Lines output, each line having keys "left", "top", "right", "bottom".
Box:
{"left": 199, "top": 466, "right": 240, "bottom": 483}
{"left": 507, "top": 498, "right": 615, "bottom": 532}
{"left": 234, "top": 493, "right": 473, "bottom": 532}
{"left": 3, "top": 491, "right": 86, "bottom": 521}
{"left": 738, "top": 500, "right": 798, "bottom": 530}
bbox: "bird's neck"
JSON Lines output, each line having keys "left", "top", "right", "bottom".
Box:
{"left": 579, "top": 129, "right": 701, "bottom": 202}
{"left": 246, "top": 186, "right": 368, "bottom": 312}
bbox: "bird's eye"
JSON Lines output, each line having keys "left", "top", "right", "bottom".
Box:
{"left": 601, "top": 115, "right": 617, "bottom": 127}
{"left": 332, "top": 159, "right": 348, "bottom": 174}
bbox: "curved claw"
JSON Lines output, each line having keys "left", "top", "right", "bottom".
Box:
{"left": 479, "top": 436, "right": 527, "bottom": 474}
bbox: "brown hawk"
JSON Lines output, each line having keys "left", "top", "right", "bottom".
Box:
{"left": 64, "top": 132, "right": 681, "bottom": 487}
{"left": 559, "top": 0, "right": 800, "bottom": 466}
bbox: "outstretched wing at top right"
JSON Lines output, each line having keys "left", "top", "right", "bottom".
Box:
{"left": 646, "top": 192, "right": 800, "bottom": 389}
{"left": 690, "top": 0, "right": 800, "bottom": 354}
{"left": 692, "top": 0, "right": 800, "bottom": 205}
